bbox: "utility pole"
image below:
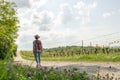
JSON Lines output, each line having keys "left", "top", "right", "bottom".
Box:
{"left": 82, "top": 40, "right": 83, "bottom": 54}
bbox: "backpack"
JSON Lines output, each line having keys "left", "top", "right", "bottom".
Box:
{"left": 34, "top": 40, "right": 42, "bottom": 52}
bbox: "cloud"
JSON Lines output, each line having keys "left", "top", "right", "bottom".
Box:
{"left": 118, "top": 9, "right": 120, "bottom": 12}
{"left": 103, "top": 12, "right": 112, "bottom": 18}
{"left": 41, "top": 29, "right": 82, "bottom": 48}
{"left": 103, "top": 9, "right": 120, "bottom": 18}
{"left": 17, "top": 8, "right": 30, "bottom": 17}
{"left": 31, "top": 10, "right": 54, "bottom": 31}
{"left": 30, "top": 0, "right": 48, "bottom": 8}
{"left": 74, "top": 1, "right": 97, "bottom": 24}
{"left": 55, "top": 3, "right": 74, "bottom": 24}
{"left": 16, "top": 29, "right": 36, "bottom": 50}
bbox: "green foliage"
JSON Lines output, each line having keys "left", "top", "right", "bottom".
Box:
{"left": 0, "top": 0, "right": 19, "bottom": 59}
{"left": 0, "top": 61, "right": 94, "bottom": 80}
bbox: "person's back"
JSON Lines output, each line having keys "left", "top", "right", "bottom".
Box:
{"left": 33, "top": 39, "right": 42, "bottom": 53}
{"left": 33, "top": 34, "right": 43, "bottom": 68}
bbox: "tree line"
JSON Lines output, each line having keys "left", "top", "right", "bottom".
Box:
{"left": 0, "top": 0, "right": 19, "bottom": 59}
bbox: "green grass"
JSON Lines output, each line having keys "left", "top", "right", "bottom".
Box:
{"left": 0, "top": 60, "right": 8, "bottom": 79}
{"left": 21, "top": 52, "right": 120, "bottom": 62}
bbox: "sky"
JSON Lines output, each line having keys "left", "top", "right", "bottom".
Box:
{"left": 8, "top": 0, "right": 120, "bottom": 50}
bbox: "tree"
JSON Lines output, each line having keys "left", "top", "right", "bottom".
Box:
{"left": 0, "top": 0, "right": 19, "bottom": 59}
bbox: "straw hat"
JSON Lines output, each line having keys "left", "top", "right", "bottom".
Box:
{"left": 34, "top": 34, "right": 40, "bottom": 39}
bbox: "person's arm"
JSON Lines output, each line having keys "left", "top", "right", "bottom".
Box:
{"left": 33, "top": 41, "right": 35, "bottom": 53}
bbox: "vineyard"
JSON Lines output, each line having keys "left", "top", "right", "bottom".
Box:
{"left": 20, "top": 46, "right": 120, "bottom": 62}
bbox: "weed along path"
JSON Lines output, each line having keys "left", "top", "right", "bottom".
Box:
{"left": 14, "top": 52, "right": 120, "bottom": 79}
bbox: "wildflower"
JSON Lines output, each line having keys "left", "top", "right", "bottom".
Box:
{"left": 51, "top": 66, "right": 54, "bottom": 70}
{"left": 68, "top": 70, "right": 71, "bottom": 72}
{"left": 71, "top": 72, "right": 75, "bottom": 77}
{"left": 102, "top": 77, "right": 106, "bottom": 80}
{"left": 39, "top": 66, "right": 44, "bottom": 71}
{"left": 64, "top": 68, "right": 67, "bottom": 72}
{"left": 26, "top": 71, "right": 32, "bottom": 77}
{"left": 55, "top": 67, "right": 58, "bottom": 70}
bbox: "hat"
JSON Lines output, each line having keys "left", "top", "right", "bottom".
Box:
{"left": 34, "top": 34, "right": 40, "bottom": 38}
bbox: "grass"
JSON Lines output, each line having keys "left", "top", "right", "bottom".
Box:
{"left": 0, "top": 60, "right": 13, "bottom": 80}
{"left": 0, "top": 60, "right": 6, "bottom": 79}
{"left": 21, "top": 52, "right": 120, "bottom": 62}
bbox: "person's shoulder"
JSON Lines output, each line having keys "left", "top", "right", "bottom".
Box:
{"left": 37, "top": 39, "right": 42, "bottom": 43}
{"left": 38, "top": 39, "right": 42, "bottom": 42}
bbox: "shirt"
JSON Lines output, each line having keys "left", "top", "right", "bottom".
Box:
{"left": 33, "top": 39, "right": 42, "bottom": 52}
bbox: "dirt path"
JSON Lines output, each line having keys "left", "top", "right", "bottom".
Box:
{"left": 14, "top": 52, "right": 120, "bottom": 79}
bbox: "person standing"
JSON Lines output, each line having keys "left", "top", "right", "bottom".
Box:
{"left": 33, "top": 34, "right": 43, "bottom": 67}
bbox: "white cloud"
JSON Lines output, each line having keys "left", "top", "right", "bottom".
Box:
{"left": 30, "top": 0, "right": 48, "bottom": 8}
{"left": 74, "top": 1, "right": 97, "bottom": 24}
{"left": 55, "top": 3, "right": 74, "bottom": 24}
{"left": 103, "top": 9, "right": 120, "bottom": 18}
{"left": 17, "top": 8, "right": 30, "bottom": 17}
{"left": 103, "top": 12, "right": 112, "bottom": 18}
{"left": 17, "top": 29, "right": 37, "bottom": 50}
{"left": 31, "top": 10, "right": 54, "bottom": 31}
{"left": 89, "top": 2, "right": 97, "bottom": 9}
{"left": 41, "top": 29, "right": 81, "bottom": 48}
{"left": 118, "top": 9, "right": 120, "bottom": 12}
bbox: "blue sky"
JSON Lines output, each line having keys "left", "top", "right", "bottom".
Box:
{"left": 8, "top": 0, "right": 120, "bottom": 50}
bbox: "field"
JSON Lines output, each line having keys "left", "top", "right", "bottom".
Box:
{"left": 20, "top": 50, "right": 120, "bottom": 62}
